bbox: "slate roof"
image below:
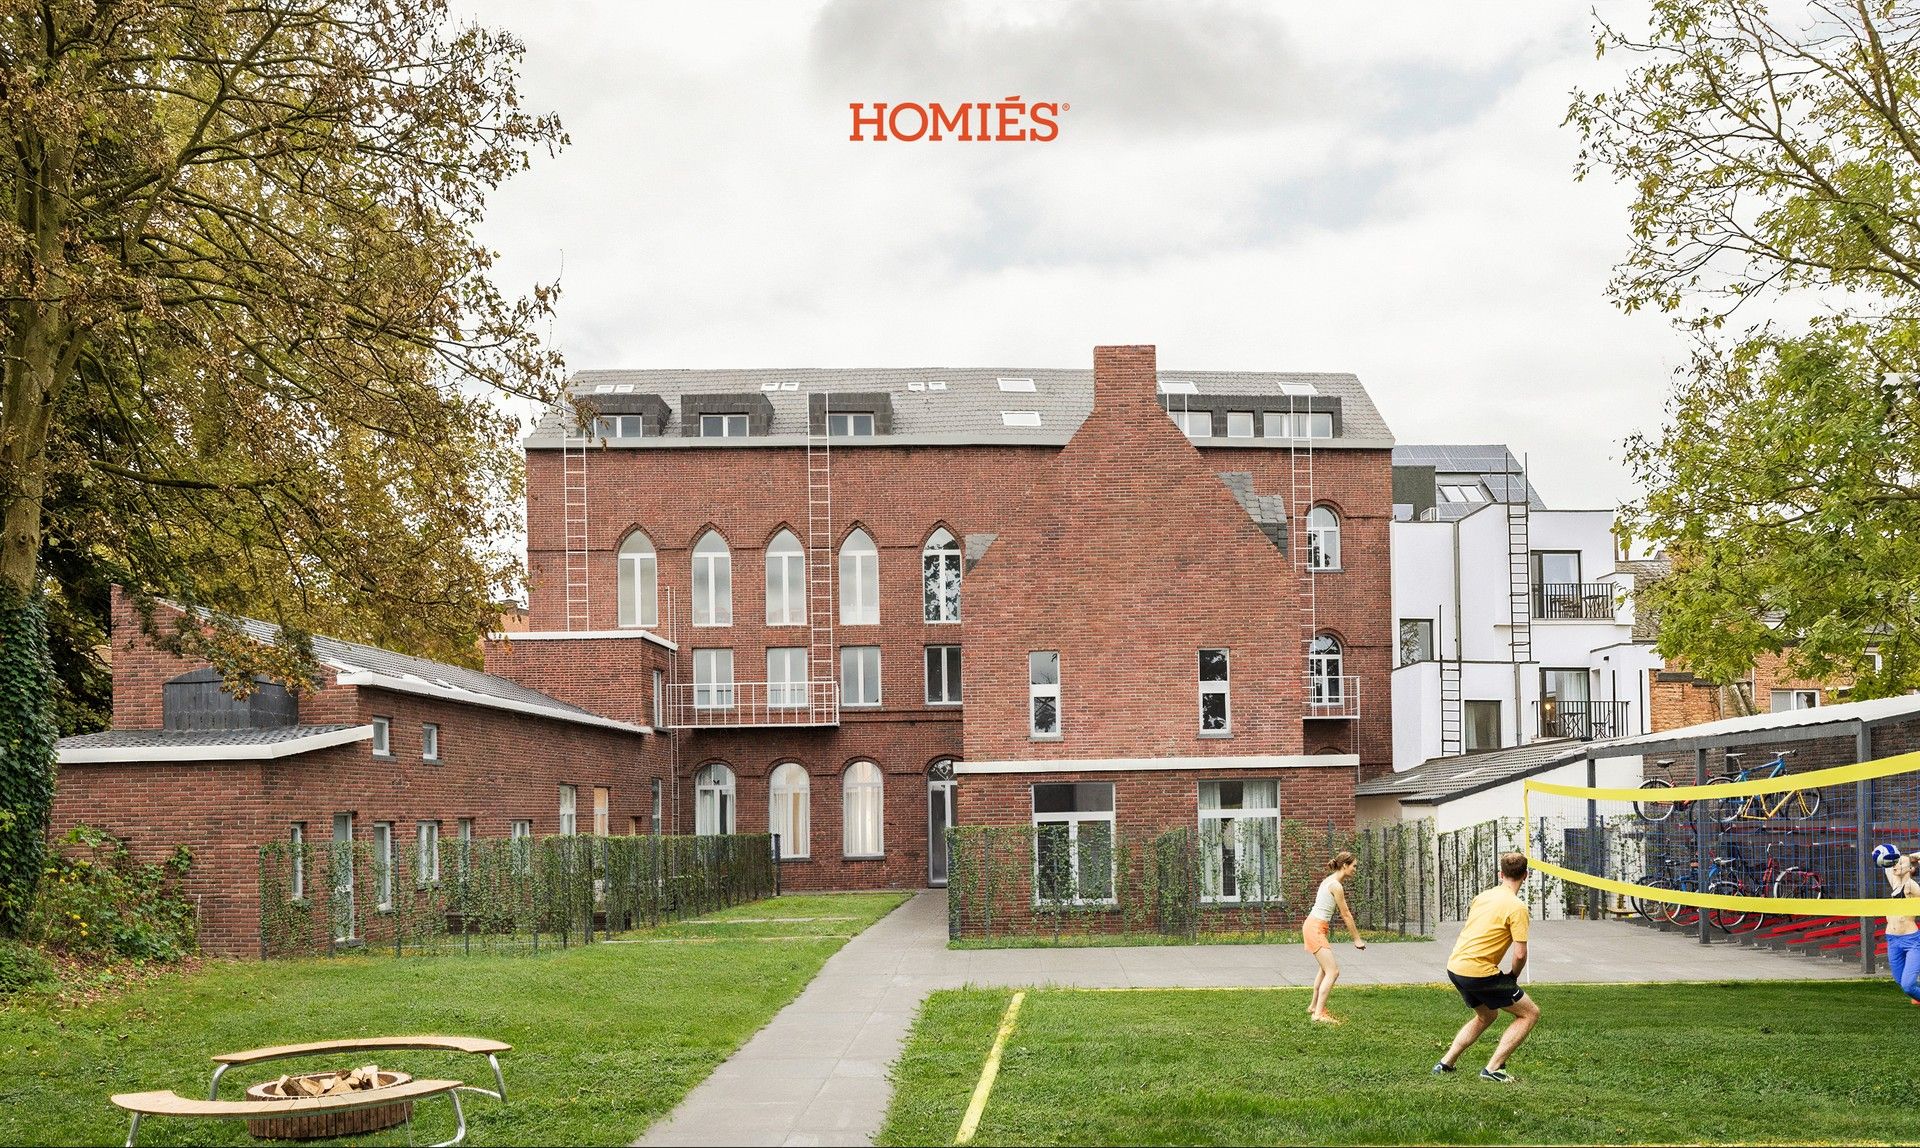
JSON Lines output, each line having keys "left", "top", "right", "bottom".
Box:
{"left": 1217, "top": 473, "right": 1289, "bottom": 551}
{"left": 1392, "top": 444, "right": 1547, "bottom": 518}
{"left": 1354, "top": 740, "right": 1590, "bottom": 805}
{"left": 526, "top": 368, "right": 1395, "bottom": 451}
{"left": 60, "top": 726, "right": 361, "bottom": 751}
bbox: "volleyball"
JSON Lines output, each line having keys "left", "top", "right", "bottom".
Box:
{"left": 1874, "top": 843, "right": 1903, "bottom": 868}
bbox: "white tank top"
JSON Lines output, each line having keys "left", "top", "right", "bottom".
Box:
{"left": 1310, "top": 874, "right": 1341, "bottom": 922}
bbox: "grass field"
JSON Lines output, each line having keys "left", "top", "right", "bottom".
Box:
{"left": 0, "top": 892, "right": 906, "bottom": 1147}
{"left": 880, "top": 981, "right": 1913, "bottom": 1146}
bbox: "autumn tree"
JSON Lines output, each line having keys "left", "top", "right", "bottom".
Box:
{"left": 0, "top": 0, "right": 564, "bottom": 933}
{"left": 1570, "top": 0, "right": 1920, "bottom": 697}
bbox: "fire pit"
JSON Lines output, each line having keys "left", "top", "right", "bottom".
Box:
{"left": 244, "top": 1066, "right": 413, "bottom": 1140}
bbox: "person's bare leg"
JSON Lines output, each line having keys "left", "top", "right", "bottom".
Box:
{"left": 1486, "top": 996, "right": 1539, "bottom": 1070}
{"left": 1307, "top": 965, "right": 1325, "bottom": 1016}
{"left": 1440, "top": 1006, "right": 1496, "bottom": 1066}
{"left": 1309, "top": 949, "right": 1341, "bottom": 1021}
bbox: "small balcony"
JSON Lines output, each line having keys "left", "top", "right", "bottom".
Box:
{"left": 1536, "top": 699, "right": 1630, "bottom": 741}
{"left": 1531, "top": 583, "right": 1617, "bottom": 621}
{"left": 1306, "top": 675, "right": 1360, "bottom": 720}
{"left": 665, "top": 680, "right": 840, "bottom": 729}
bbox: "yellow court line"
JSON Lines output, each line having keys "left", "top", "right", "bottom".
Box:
{"left": 1524, "top": 749, "right": 1920, "bottom": 804}
{"left": 1525, "top": 855, "right": 1904, "bottom": 917}
{"left": 955, "top": 990, "right": 1025, "bottom": 1146}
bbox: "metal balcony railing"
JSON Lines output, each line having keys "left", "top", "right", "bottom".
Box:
{"left": 1536, "top": 699, "right": 1630, "bottom": 741}
{"left": 1306, "top": 675, "right": 1360, "bottom": 719}
{"left": 1531, "top": 582, "right": 1617, "bottom": 621}
{"left": 665, "top": 680, "right": 840, "bottom": 729}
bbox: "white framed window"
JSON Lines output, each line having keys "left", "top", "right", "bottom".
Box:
{"left": 416, "top": 821, "right": 440, "bottom": 885}
{"left": 593, "top": 414, "right": 646, "bottom": 439}
{"left": 1029, "top": 651, "right": 1061, "bottom": 738}
{"left": 457, "top": 818, "right": 474, "bottom": 877}
{"left": 593, "top": 786, "right": 610, "bottom": 836}
{"left": 700, "top": 412, "right": 749, "bottom": 437}
{"left": 768, "top": 647, "right": 809, "bottom": 708}
{"left": 694, "top": 648, "right": 735, "bottom": 709}
{"left": 841, "top": 646, "right": 881, "bottom": 707}
{"left": 1263, "top": 411, "right": 1334, "bottom": 439}
{"left": 922, "top": 528, "right": 962, "bottom": 623}
{"left": 289, "top": 824, "right": 306, "bottom": 901}
{"left": 1032, "top": 783, "right": 1114, "bottom": 905}
{"left": 1170, "top": 409, "right": 1211, "bottom": 439}
{"left": 1226, "top": 411, "right": 1255, "bottom": 439}
{"left": 618, "top": 532, "right": 659, "bottom": 628}
{"left": 692, "top": 530, "right": 732, "bottom": 626}
{"left": 559, "top": 784, "right": 578, "bottom": 836}
{"left": 1199, "top": 649, "right": 1230, "bottom": 735}
{"left": 1199, "top": 780, "right": 1279, "bottom": 903}
{"left": 926, "top": 645, "right": 962, "bottom": 705}
{"left": 373, "top": 822, "right": 394, "bottom": 911}
{"left": 1307, "top": 506, "right": 1341, "bottom": 570}
{"left": 650, "top": 778, "right": 662, "bottom": 835}
{"left": 770, "top": 762, "right": 810, "bottom": 859}
{"left": 1770, "top": 689, "right": 1820, "bottom": 712}
{"left": 827, "top": 411, "right": 875, "bottom": 437}
{"left": 695, "top": 763, "right": 736, "bottom": 835}
{"left": 651, "top": 669, "right": 664, "bottom": 729}
{"left": 843, "top": 761, "right": 885, "bottom": 858}
{"left": 421, "top": 723, "right": 440, "bottom": 762}
{"left": 510, "top": 818, "right": 533, "bottom": 840}
{"left": 371, "top": 715, "right": 391, "bottom": 757}
{"left": 840, "top": 529, "right": 879, "bottom": 625}
{"left": 1309, "top": 635, "right": 1345, "bottom": 707}
{"left": 765, "top": 529, "right": 806, "bottom": 626}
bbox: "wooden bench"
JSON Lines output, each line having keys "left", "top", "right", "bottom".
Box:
{"left": 114, "top": 1078, "right": 467, "bottom": 1147}
{"left": 208, "top": 1035, "right": 510, "bottom": 1103}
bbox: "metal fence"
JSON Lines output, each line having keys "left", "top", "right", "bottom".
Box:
{"left": 258, "top": 833, "right": 777, "bottom": 958}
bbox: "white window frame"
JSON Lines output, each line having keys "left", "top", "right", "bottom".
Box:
{"left": 922, "top": 529, "right": 962, "bottom": 623}
{"left": 694, "top": 648, "right": 736, "bottom": 710}
{"left": 765, "top": 530, "right": 806, "bottom": 626}
{"left": 692, "top": 530, "right": 732, "bottom": 627}
{"left": 826, "top": 411, "right": 875, "bottom": 437}
{"left": 1199, "top": 648, "right": 1230, "bottom": 736}
{"left": 1440, "top": 483, "right": 1487, "bottom": 504}
{"left": 558, "top": 784, "right": 578, "bottom": 836}
{"left": 510, "top": 819, "right": 533, "bottom": 840}
{"left": 421, "top": 723, "right": 440, "bottom": 762}
{"left": 1171, "top": 409, "right": 1211, "bottom": 439}
{"left": 700, "top": 412, "right": 749, "bottom": 437}
{"left": 594, "top": 414, "right": 646, "bottom": 439}
{"left": 652, "top": 669, "right": 664, "bottom": 729}
{"left": 768, "top": 647, "right": 809, "bottom": 709}
{"left": 416, "top": 821, "right": 440, "bottom": 885}
{"left": 841, "top": 645, "right": 882, "bottom": 707}
{"left": 1264, "top": 411, "right": 1332, "bottom": 439}
{"left": 695, "top": 763, "right": 736, "bottom": 835}
{"left": 1031, "top": 783, "right": 1116, "bottom": 906}
{"left": 1029, "top": 651, "right": 1061, "bottom": 738}
{"left": 593, "top": 786, "right": 610, "bottom": 836}
{"left": 1309, "top": 635, "right": 1345, "bottom": 706}
{"left": 1225, "top": 411, "right": 1255, "bottom": 439}
{"left": 1198, "top": 780, "right": 1280, "bottom": 904}
{"left": 289, "top": 823, "right": 306, "bottom": 901}
{"left": 1307, "top": 506, "right": 1341, "bottom": 571}
{"left": 371, "top": 715, "right": 391, "bottom": 757}
{"left": 373, "top": 822, "right": 394, "bottom": 911}
{"left": 618, "top": 533, "right": 659, "bottom": 628}
{"left": 650, "top": 778, "right": 663, "bottom": 835}
{"left": 769, "top": 762, "right": 810, "bottom": 859}
{"left": 839, "top": 529, "right": 879, "bottom": 625}
{"left": 925, "top": 645, "right": 962, "bottom": 706}
{"left": 1770, "top": 688, "right": 1820, "bottom": 712}
{"left": 843, "top": 761, "right": 885, "bottom": 858}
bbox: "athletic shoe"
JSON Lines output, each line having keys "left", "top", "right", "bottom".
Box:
{"left": 1430, "top": 1062, "right": 1455, "bottom": 1075}
{"left": 1480, "top": 1067, "right": 1516, "bottom": 1083}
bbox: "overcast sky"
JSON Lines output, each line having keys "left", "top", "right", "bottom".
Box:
{"left": 451, "top": 0, "right": 1677, "bottom": 508}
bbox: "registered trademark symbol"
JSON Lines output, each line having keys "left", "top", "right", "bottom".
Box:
{"left": 1062, "top": 103, "right": 1070, "bottom": 112}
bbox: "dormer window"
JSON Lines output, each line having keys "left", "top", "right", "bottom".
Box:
{"left": 827, "top": 411, "right": 875, "bottom": 437}
{"left": 1171, "top": 410, "right": 1211, "bottom": 439}
{"left": 700, "top": 413, "right": 749, "bottom": 438}
{"left": 1263, "top": 411, "right": 1334, "bottom": 440}
{"left": 593, "top": 415, "right": 647, "bottom": 439}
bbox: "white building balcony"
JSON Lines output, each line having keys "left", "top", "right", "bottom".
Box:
{"left": 665, "top": 680, "right": 840, "bottom": 729}
{"left": 1531, "top": 582, "right": 1618, "bottom": 621}
{"left": 1307, "top": 675, "right": 1360, "bottom": 720}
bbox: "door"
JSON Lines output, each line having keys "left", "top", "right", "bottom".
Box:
{"left": 928, "top": 760, "right": 956, "bottom": 887}
{"left": 331, "top": 813, "right": 356, "bottom": 942}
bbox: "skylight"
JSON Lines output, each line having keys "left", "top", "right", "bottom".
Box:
{"left": 780, "top": 380, "right": 800, "bottom": 391}
{"left": 998, "top": 378, "right": 1037, "bottom": 393}
{"left": 907, "top": 381, "right": 926, "bottom": 392}
{"left": 1000, "top": 410, "right": 1043, "bottom": 427}
{"left": 928, "top": 381, "right": 949, "bottom": 391}
{"left": 592, "top": 384, "right": 613, "bottom": 394}
{"left": 759, "top": 381, "right": 780, "bottom": 392}
{"left": 1158, "top": 380, "right": 1198, "bottom": 395}
{"left": 1278, "top": 381, "right": 1319, "bottom": 396}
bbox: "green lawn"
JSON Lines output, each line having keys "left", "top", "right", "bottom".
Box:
{"left": 0, "top": 892, "right": 907, "bottom": 1147}
{"left": 881, "top": 982, "right": 1912, "bottom": 1146}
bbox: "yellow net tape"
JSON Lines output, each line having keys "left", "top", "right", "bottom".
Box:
{"left": 1526, "top": 748, "right": 1920, "bottom": 804}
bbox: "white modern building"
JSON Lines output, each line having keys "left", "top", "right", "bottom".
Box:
{"left": 1389, "top": 445, "right": 1664, "bottom": 772}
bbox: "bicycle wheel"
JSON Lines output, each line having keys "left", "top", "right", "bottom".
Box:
{"left": 1667, "top": 879, "right": 1700, "bottom": 927}
{"left": 1773, "top": 868, "right": 1823, "bottom": 903}
{"left": 1705, "top": 880, "right": 1747, "bottom": 932}
{"left": 1788, "top": 789, "right": 1823, "bottom": 821}
{"left": 1705, "top": 774, "right": 1743, "bottom": 825}
{"left": 1634, "top": 779, "right": 1675, "bottom": 823}
{"left": 1632, "top": 875, "right": 1674, "bottom": 922}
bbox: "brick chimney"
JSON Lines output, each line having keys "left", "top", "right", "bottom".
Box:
{"left": 1092, "top": 344, "right": 1159, "bottom": 415}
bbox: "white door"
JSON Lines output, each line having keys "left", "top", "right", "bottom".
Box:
{"left": 331, "top": 813, "right": 356, "bottom": 942}
{"left": 928, "top": 760, "right": 956, "bottom": 887}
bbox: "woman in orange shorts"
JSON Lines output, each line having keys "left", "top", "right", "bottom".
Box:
{"left": 1305, "top": 850, "right": 1366, "bottom": 1024}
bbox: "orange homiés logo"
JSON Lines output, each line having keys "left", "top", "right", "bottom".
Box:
{"left": 849, "top": 98, "right": 1066, "bottom": 142}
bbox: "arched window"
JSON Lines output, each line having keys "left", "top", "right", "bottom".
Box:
{"left": 840, "top": 529, "right": 878, "bottom": 625}
{"left": 768, "top": 763, "right": 810, "bottom": 859}
{"left": 1308, "top": 635, "right": 1345, "bottom": 707}
{"left": 843, "top": 760, "right": 884, "bottom": 857}
{"left": 765, "top": 530, "right": 805, "bottom": 626}
{"left": 695, "top": 763, "right": 736, "bottom": 835}
{"left": 923, "top": 528, "right": 962, "bottom": 623}
{"left": 692, "top": 531, "right": 732, "bottom": 626}
{"left": 1307, "top": 507, "right": 1341, "bottom": 571}
{"left": 617, "top": 533, "right": 658, "bottom": 628}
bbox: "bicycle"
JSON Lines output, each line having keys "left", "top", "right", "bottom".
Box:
{"left": 1698, "top": 839, "right": 1826, "bottom": 932}
{"left": 1709, "top": 751, "right": 1821, "bottom": 824}
{"left": 1633, "top": 854, "right": 1726, "bottom": 927}
{"left": 1633, "top": 759, "right": 1693, "bottom": 823}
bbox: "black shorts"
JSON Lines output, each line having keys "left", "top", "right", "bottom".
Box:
{"left": 1448, "top": 970, "right": 1524, "bottom": 1011}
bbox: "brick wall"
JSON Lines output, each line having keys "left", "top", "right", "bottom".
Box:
{"left": 481, "top": 634, "right": 670, "bottom": 728}
{"left": 1649, "top": 650, "right": 1857, "bottom": 733}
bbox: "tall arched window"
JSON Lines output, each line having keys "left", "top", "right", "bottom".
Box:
{"left": 765, "top": 530, "right": 805, "bottom": 626}
{"left": 692, "top": 531, "right": 732, "bottom": 626}
{"left": 1309, "top": 634, "right": 1345, "bottom": 707}
{"left": 695, "top": 763, "right": 736, "bottom": 835}
{"left": 617, "top": 532, "right": 658, "bottom": 628}
{"left": 768, "top": 762, "right": 810, "bottom": 859}
{"left": 923, "top": 528, "right": 962, "bottom": 623}
{"left": 843, "top": 760, "right": 884, "bottom": 857}
{"left": 840, "top": 529, "right": 878, "bottom": 625}
{"left": 1307, "top": 507, "right": 1341, "bottom": 571}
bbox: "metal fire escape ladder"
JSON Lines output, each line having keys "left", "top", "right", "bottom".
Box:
{"left": 1289, "top": 392, "right": 1322, "bottom": 711}
{"left": 561, "top": 422, "right": 591, "bottom": 631}
{"left": 1505, "top": 452, "right": 1533, "bottom": 664}
{"left": 1439, "top": 605, "right": 1464, "bottom": 757}
{"left": 805, "top": 403, "right": 839, "bottom": 725}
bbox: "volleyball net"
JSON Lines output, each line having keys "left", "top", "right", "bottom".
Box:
{"left": 1520, "top": 749, "right": 1920, "bottom": 922}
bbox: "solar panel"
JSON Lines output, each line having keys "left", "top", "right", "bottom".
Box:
{"left": 998, "top": 378, "right": 1036, "bottom": 393}
{"left": 1000, "top": 410, "right": 1042, "bottom": 427}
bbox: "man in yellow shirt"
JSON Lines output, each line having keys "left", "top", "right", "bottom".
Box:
{"left": 1431, "top": 851, "right": 1540, "bottom": 1083}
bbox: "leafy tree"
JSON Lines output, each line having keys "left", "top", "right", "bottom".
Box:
{"left": 0, "top": 1, "right": 565, "bottom": 933}
{"left": 1570, "top": 0, "right": 1920, "bottom": 695}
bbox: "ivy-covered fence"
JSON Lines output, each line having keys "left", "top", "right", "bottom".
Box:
{"left": 259, "top": 833, "right": 776, "bottom": 958}
{"left": 1435, "top": 816, "right": 1586, "bottom": 920}
{"left": 948, "top": 819, "right": 1433, "bottom": 942}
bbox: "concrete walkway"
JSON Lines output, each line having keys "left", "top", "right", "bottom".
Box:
{"left": 636, "top": 891, "right": 1865, "bottom": 1147}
